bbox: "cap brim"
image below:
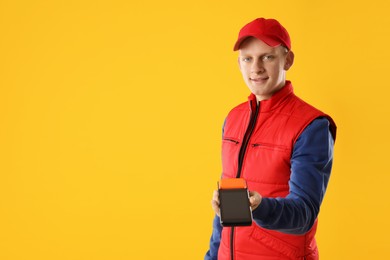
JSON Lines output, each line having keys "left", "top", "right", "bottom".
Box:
{"left": 233, "top": 35, "right": 281, "bottom": 51}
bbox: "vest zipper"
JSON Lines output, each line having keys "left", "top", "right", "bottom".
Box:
{"left": 230, "top": 227, "right": 235, "bottom": 260}
{"left": 229, "top": 101, "right": 260, "bottom": 260}
{"left": 236, "top": 101, "right": 260, "bottom": 178}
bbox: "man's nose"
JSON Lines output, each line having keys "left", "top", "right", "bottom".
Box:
{"left": 251, "top": 60, "right": 264, "bottom": 74}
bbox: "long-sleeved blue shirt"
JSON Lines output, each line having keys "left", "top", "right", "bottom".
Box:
{"left": 205, "top": 117, "right": 335, "bottom": 260}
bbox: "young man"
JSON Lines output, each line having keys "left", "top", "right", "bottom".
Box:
{"left": 205, "top": 18, "right": 337, "bottom": 260}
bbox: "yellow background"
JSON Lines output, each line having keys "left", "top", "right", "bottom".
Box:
{"left": 1, "top": 0, "right": 389, "bottom": 259}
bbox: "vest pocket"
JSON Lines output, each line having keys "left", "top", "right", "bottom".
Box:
{"left": 223, "top": 137, "right": 240, "bottom": 145}
{"left": 222, "top": 137, "right": 240, "bottom": 178}
{"left": 251, "top": 142, "right": 288, "bottom": 152}
{"left": 250, "top": 226, "right": 301, "bottom": 259}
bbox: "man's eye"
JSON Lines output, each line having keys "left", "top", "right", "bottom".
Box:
{"left": 243, "top": 57, "right": 251, "bottom": 62}
{"left": 263, "top": 55, "right": 274, "bottom": 61}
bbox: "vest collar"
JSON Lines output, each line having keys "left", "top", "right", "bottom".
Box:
{"left": 248, "top": 81, "right": 294, "bottom": 112}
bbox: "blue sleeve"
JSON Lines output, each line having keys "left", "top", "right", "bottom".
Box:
{"left": 204, "top": 215, "right": 222, "bottom": 260}
{"left": 205, "top": 119, "right": 227, "bottom": 259}
{"left": 251, "top": 117, "right": 335, "bottom": 234}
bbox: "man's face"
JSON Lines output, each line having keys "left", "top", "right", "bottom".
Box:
{"left": 238, "top": 37, "right": 294, "bottom": 101}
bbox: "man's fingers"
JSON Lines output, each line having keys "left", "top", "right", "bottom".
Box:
{"left": 211, "top": 190, "right": 220, "bottom": 217}
{"left": 211, "top": 200, "right": 220, "bottom": 217}
{"left": 212, "top": 190, "right": 219, "bottom": 204}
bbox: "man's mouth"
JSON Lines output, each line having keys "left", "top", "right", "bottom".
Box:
{"left": 250, "top": 77, "right": 269, "bottom": 82}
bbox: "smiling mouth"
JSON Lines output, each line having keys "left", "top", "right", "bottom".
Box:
{"left": 250, "top": 77, "right": 269, "bottom": 82}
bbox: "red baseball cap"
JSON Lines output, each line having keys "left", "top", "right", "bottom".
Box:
{"left": 233, "top": 18, "right": 291, "bottom": 51}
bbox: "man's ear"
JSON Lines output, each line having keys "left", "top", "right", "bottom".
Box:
{"left": 237, "top": 56, "right": 242, "bottom": 71}
{"left": 284, "top": 51, "right": 294, "bottom": 70}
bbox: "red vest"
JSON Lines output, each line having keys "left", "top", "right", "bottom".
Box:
{"left": 218, "top": 82, "right": 336, "bottom": 260}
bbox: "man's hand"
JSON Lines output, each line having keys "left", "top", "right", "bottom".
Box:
{"left": 211, "top": 190, "right": 220, "bottom": 217}
{"left": 211, "top": 190, "right": 262, "bottom": 216}
{"left": 249, "top": 190, "right": 262, "bottom": 211}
